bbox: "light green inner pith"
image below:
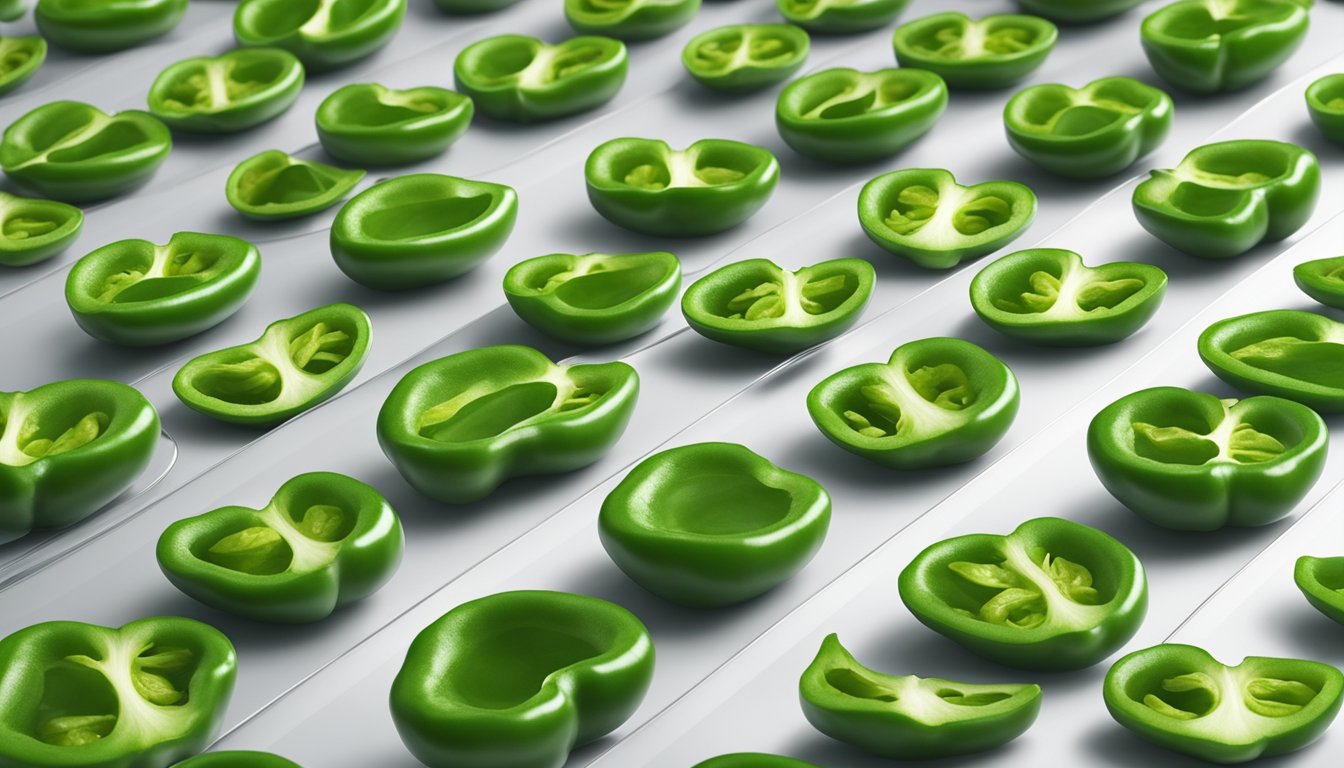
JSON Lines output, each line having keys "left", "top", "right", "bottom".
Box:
{"left": 690, "top": 28, "right": 801, "bottom": 73}
{"left": 1, "top": 408, "right": 108, "bottom": 467}
{"left": 948, "top": 548, "right": 1100, "bottom": 629}
{"left": 797, "top": 73, "right": 924, "bottom": 120}
{"left": 530, "top": 258, "right": 668, "bottom": 309}
{"left": 97, "top": 246, "right": 225, "bottom": 305}
{"left": 1156, "top": 4, "right": 1283, "bottom": 42}
{"left": 2, "top": 208, "right": 64, "bottom": 244}
{"left": 1142, "top": 671, "right": 1320, "bottom": 721}
{"left": 0, "top": 38, "right": 38, "bottom": 77}
{"left": 472, "top": 39, "right": 613, "bottom": 86}
{"left": 249, "top": 0, "right": 379, "bottom": 38}
{"left": 1230, "top": 337, "right": 1344, "bottom": 389}
{"left": 158, "top": 57, "right": 290, "bottom": 112}
{"left": 204, "top": 503, "right": 347, "bottom": 574}
{"left": 992, "top": 270, "right": 1145, "bottom": 315}
{"left": 448, "top": 626, "right": 602, "bottom": 709}
{"left": 722, "top": 273, "right": 851, "bottom": 321}
{"left": 884, "top": 185, "right": 1012, "bottom": 238}
{"left": 193, "top": 322, "right": 352, "bottom": 404}
{"left": 235, "top": 159, "right": 355, "bottom": 207}
{"left": 842, "top": 364, "right": 971, "bottom": 439}
{"left": 827, "top": 667, "right": 1013, "bottom": 707}
{"left": 39, "top": 642, "right": 194, "bottom": 747}
{"left": 907, "top": 20, "right": 1040, "bottom": 59}
{"left": 1133, "top": 412, "right": 1285, "bottom": 466}
{"left": 416, "top": 378, "right": 599, "bottom": 443}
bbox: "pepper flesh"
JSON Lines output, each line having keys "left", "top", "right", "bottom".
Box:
{"left": 233, "top": 0, "right": 407, "bottom": 71}
{"left": 454, "top": 34, "right": 627, "bottom": 122}
{"left": 892, "top": 12, "right": 1057, "bottom": 90}
{"left": 1140, "top": 0, "right": 1310, "bottom": 94}
{"left": 0, "top": 36, "right": 46, "bottom": 96}
{"left": 147, "top": 48, "right": 306, "bottom": 133}
{"left": 1305, "top": 74, "right": 1344, "bottom": 144}
{"left": 316, "top": 84, "right": 474, "bottom": 166}
{"left": 173, "top": 753, "right": 302, "bottom": 768}
{"left": 564, "top": 0, "right": 700, "bottom": 41}
{"left": 776, "top": 0, "right": 909, "bottom": 34}
{"left": 1295, "top": 556, "right": 1344, "bottom": 625}
{"left": 226, "top": 150, "right": 365, "bottom": 221}
{"left": 0, "top": 190, "right": 83, "bottom": 268}
{"left": 692, "top": 756, "right": 819, "bottom": 768}
{"left": 1015, "top": 0, "right": 1145, "bottom": 23}
{"left": 682, "top": 24, "right": 810, "bottom": 92}
{"left": 1293, "top": 255, "right": 1344, "bottom": 309}
{"left": 1199, "top": 309, "right": 1344, "bottom": 412}
{"left": 35, "top": 0, "right": 187, "bottom": 53}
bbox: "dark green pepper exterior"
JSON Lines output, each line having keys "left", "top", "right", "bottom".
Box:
{"left": 1015, "top": 0, "right": 1145, "bottom": 23}
{"left": 454, "top": 34, "right": 627, "bottom": 123}
{"left": 0, "top": 37, "right": 46, "bottom": 96}
{"left": 564, "top": 0, "right": 699, "bottom": 41}
{"left": 1296, "top": 555, "right": 1344, "bottom": 625}
{"left": 234, "top": 0, "right": 406, "bottom": 71}
{"left": 776, "top": 0, "right": 908, "bottom": 34}
{"left": 0, "top": 191, "right": 82, "bottom": 268}
{"left": 147, "top": 48, "right": 305, "bottom": 134}
{"left": 35, "top": 0, "right": 186, "bottom": 53}
{"left": 892, "top": 12, "right": 1057, "bottom": 90}
{"left": 692, "top": 756, "right": 819, "bottom": 768}
{"left": 1293, "top": 255, "right": 1344, "bottom": 309}
{"left": 173, "top": 753, "right": 301, "bottom": 768}
{"left": 434, "top": 0, "right": 524, "bottom": 12}
{"left": 1305, "top": 74, "right": 1344, "bottom": 144}
{"left": 682, "top": 24, "right": 810, "bottom": 92}
{"left": 1199, "top": 309, "right": 1344, "bottom": 412}
{"left": 776, "top": 67, "right": 947, "bottom": 164}
{"left": 225, "top": 151, "right": 365, "bottom": 221}
{"left": 0, "top": 0, "right": 22, "bottom": 22}
{"left": 1140, "top": 0, "right": 1310, "bottom": 94}
{"left": 316, "top": 84, "right": 474, "bottom": 166}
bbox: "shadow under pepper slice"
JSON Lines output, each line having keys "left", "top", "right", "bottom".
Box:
{"left": 1132, "top": 139, "right": 1319, "bottom": 259}
{"left": 1199, "top": 309, "right": 1344, "bottom": 412}
{"left": 390, "top": 590, "right": 654, "bottom": 768}
{"left": 1305, "top": 73, "right": 1344, "bottom": 144}
{"left": 1295, "top": 556, "right": 1344, "bottom": 625}
{"left": 0, "top": 36, "right": 46, "bottom": 96}
{"left": 503, "top": 250, "right": 682, "bottom": 345}
{"left": 599, "top": 442, "right": 831, "bottom": 607}
{"left": 1104, "top": 643, "right": 1344, "bottom": 763}
{"left": 35, "top": 0, "right": 187, "bottom": 53}
{"left": 682, "top": 24, "right": 810, "bottom": 93}
{"left": 1087, "top": 386, "right": 1326, "bottom": 531}
{"left": 233, "top": 0, "right": 406, "bottom": 71}
{"left": 226, "top": 150, "right": 365, "bottom": 221}
{"left": 564, "top": 0, "right": 700, "bottom": 41}
{"left": 157, "top": 471, "right": 404, "bottom": 623}
{"left": 892, "top": 12, "right": 1057, "bottom": 90}
{"left": 65, "top": 232, "right": 262, "bottom": 347}
{"left": 147, "top": 48, "right": 305, "bottom": 134}
{"left": 800, "top": 633, "right": 1042, "bottom": 759}
{"left": 378, "top": 345, "right": 639, "bottom": 504}
{"left": 172, "top": 303, "right": 371, "bottom": 427}
{"left": 681, "top": 257, "right": 875, "bottom": 354}
{"left": 807, "top": 337, "right": 1019, "bottom": 469}
{"left": 454, "top": 34, "right": 627, "bottom": 123}
{"left": 776, "top": 0, "right": 909, "bottom": 34}
{"left": 899, "top": 516, "right": 1148, "bottom": 671}
{"left": 175, "top": 752, "right": 302, "bottom": 768}
{"left": 316, "top": 83, "right": 474, "bottom": 166}
{"left": 0, "top": 617, "right": 236, "bottom": 768}
{"left": 1140, "top": 0, "right": 1310, "bottom": 94}
{"left": 1293, "top": 255, "right": 1344, "bottom": 309}
{"left": 693, "top": 756, "right": 820, "bottom": 768}
{"left": 1015, "top": 0, "right": 1145, "bottom": 23}
{"left": 0, "top": 379, "right": 159, "bottom": 545}
{"left": 0, "top": 190, "right": 83, "bottom": 268}
{"left": 0, "top": 101, "right": 173, "bottom": 204}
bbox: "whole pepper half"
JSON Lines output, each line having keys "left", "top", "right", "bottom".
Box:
{"left": 1295, "top": 555, "right": 1344, "bottom": 625}
{"left": 1305, "top": 74, "right": 1344, "bottom": 144}
{"left": 1140, "top": 0, "right": 1309, "bottom": 94}
{"left": 775, "top": 68, "right": 947, "bottom": 164}
{"left": 234, "top": 0, "right": 406, "bottom": 71}
{"left": 0, "top": 190, "right": 83, "bottom": 268}
{"left": 35, "top": 0, "right": 186, "bottom": 53}
{"left": 1199, "top": 309, "right": 1344, "bottom": 412}
{"left": 1293, "top": 255, "right": 1344, "bottom": 308}
{"left": 455, "top": 34, "right": 627, "bottom": 122}
{"left": 776, "top": 0, "right": 908, "bottom": 34}
{"left": 682, "top": 24, "right": 810, "bottom": 92}
{"left": 147, "top": 48, "right": 305, "bottom": 134}
{"left": 1015, "top": 0, "right": 1145, "bottom": 23}
{"left": 892, "top": 12, "right": 1057, "bottom": 90}
{"left": 564, "top": 0, "right": 700, "bottom": 41}
{"left": 0, "top": 36, "right": 45, "bottom": 96}
{"left": 316, "top": 84, "right": 474, "bottom": 166}
{"left": 225, "top": 151, "right": 365, "bottom": 221}
{"left": 692, "top": 756, "right": 819, "bottom": 768}
{"left": 173, "top": 753, "right": 301, "bottom": 768}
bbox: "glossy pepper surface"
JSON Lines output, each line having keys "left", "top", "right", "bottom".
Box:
{"left": 1132, "top": 140, "right": 1319, "bottom": 259}
{"left": 681, "top": 257, "right": 874, "bottom": 354}
{"left": 776, "top": 67, "right": 947, "bottom": 164}
{"left": 0, "top": 0, "right": 22, "bottom": 22}
{"left": 389, "top": 590, "right": 655, "bottom": 768}
{"left": 454, "top": 34, "right": 627, "bottom": 123}
{"left": 808, "top": 337, "right": 1019, "bottom": 469}
{"left": 1015, "top": 0, "right": 1144, "bottom": 23}
{"left": 0, "top": 191, "right": 83, "bottom": 268}
{"left": 800, "top": 634, "right": 1041, "bottom": 759}
{"left": 434, "top": 0, "right": 524, "bottom": 11}
{"left": 1104, "top": 643, "right": 1344, "bottom": 763}
{"left": 1140, "top": 0, "right": 1309, "bottom": 94}
{"left": 858, "top": 168, "right": 1035, "bottom": 269}
{"left": 1295, "top": 556, "right": 1344, "bottom": 625}
{"left": 585, "top": 138, "right": 779, "bottom": 237}
{"left": 776, "top": 0, "right": 908, "bottom": 34}
{"left": 147, "top": 48, "right": 305, "bottom": 133}
{"left": 1088, "top": 387, "right": 1326, "bottom": 531}
{"left": 564, "top": 0, "right": 699, "bottom": 41}
{"left": 892, "top": 12, "right": 1057, "bottom": 90}
{"left": 35, "top": 0, "right": 186, "bottom": 53}
{"left": 157, "top": 471, "right": 404, "bottom": 623}
{"left": 1305, "top": 74, "right": 1344, "bottom": 144}
{"left": 65, "top": 232, "right": 261, "bottom": 347}
{"left": 173, "top": 753, "right": 301, "bottom": 768}
{"left": 172, "top": 303, "right": 370, "bottom": 427}
{"left": 599, "top": 442, "right": 831, "bottom": 607}
{"left": 1199, "top": 309, "right": 1344, "bottom": 412}
{"left": 1003, "top": 77, "right": 1173, "bottom": 179}
{"left": 692, "top": 756, "right": 819, "bottom": 768}
{"left": 0, "top": 379, "right": 159, "bottom": 546}
{"left": 899, "top": 516, "right": 1148, "bottom": 671}
{"left": 503, "top": 251, "right": 682, "bottom": 345}
{"left": 226, "top": 151, "right": 365, "bottom": 221}
{"left": 0, "top": 617, "right": 236, "bottom": 768}
{"left": 682, "top": 24, "right": 809, "bottom": 92}
{"left": 1293, "top": 255, "right": 1344, "bottom": 309}
{"left": 378, "top": 345, "right": 638, "bottom": 505}
{"left": 234, "top": 0, "right": 406, "bottom": 71}
{"left": 0, "top": 37, "right": 46, "bottom": 96}
{"left": 316, "top": 83, "right": 473, "bottom": 166}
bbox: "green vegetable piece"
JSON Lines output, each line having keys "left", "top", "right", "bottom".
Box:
{"left": 1104, "top": 643, "right": 1344, "bottom": 763}
{"left": 66, "top": 232, "right": 262, "bottom": 347}
{"left": 174, "top": 752, "right": 303, "bottom": 768}
{"left": 0, "top": 0, "right": 24, "bottom": 22}
{"left": 226, "top": 150, "right": 365, "bottom": 221}
{"left": 1015, "top": 0, "right": 1145, "bottom": 23}
{"left": 172, "top": 303, "right": 371, "bottom": 427}
{"left": 1305, "top": 73, "right": 1344, "bottom": 144}
{"left": 1132, "top": 139, "right": 1319, "bottom": 259}
{"left": 454, "top": 34, "right": 627, "bottom": 123}
{"left": 0, "top": 36, "right": 46, "bottom": 97}
{"left": 585, "top": 137, "right": 779, "bottom": 236}
{"left": 503, "top": 251, "right": 682, "bottom": 344}
{"left": 900, "top": 516, "right": 1148, "bottom": 670}
{"left": 1199, "top": 308, "right": 1344, "bottom": 412}
{"left": 147, "top": 48, "right": 305, "bottom": 134}
{"left": 233, "top": 0, "right": 406, "bottom": 71}
{"left": 35, "top": 0, "right": 186, "bottom": 53}
{"left": 892, "top": 12, "right": 1057, "bottom": 90}
{"left": 434, "top": 0, "right": 524, "bottom": 12}
{"left": 564, "top": 0, "right": 700, "bottom": 41}
{"left": 1295, "top": 555, "right": 1344, "bottom": 625}
{"left": 316, "top": 83, "right": 474, "bottom": 166}
{"left": 776, "top": 67, "right": 947, "bottom": 164}
{"left": 1293, "top": 255, "right": 1344, "bottom": 309}
{"left": 682, "top": 24, "right": 810, "bottom": 92}
{"left": 776, "top": 0, "right": 909, "bottom": 34}
{"left": 692, "top": 756, "right": 819, "bottom": 768}
{"left": 1140, "top": 0, "right": 1310, "bottom": 94}
{"left": 599, "top": 442, "right": 831, "bottom": 607}
{"left": 0, "top": 190, "right": 82, "bottom": 268}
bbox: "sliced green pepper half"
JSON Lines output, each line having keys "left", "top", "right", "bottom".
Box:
{"left": 316, "top": 83, "right": 474, "bottom": 166}
{"left": 1015, "top": 0, "right": 1145, "bottom": 23}
{"left": 233, "top": 0, "right": 406, "bottom": 71}
{"left": 434, "top": 0, "right": 524, "bottom": 12}
{"left": 693, "top": 756, "right": 819, "bottom": 768}
{"left": 174, "top": 752, "right": 302, "bottom": 768}
{"left": 564, "top": 0, "right": 700, "bottom": 41}
{"left": 682, "top": 24, "right": 810, "bottom": 93}
{"left": 147, "top": 48, "right": 305, "bottom": 134}
{"left": 1199, "top": 309, "right": 1344, "bottom": 412}
{"left": 1305, "top": 73, "right": 1344, "bottom": 144}
{"left": 1293, "top": 255, "right": 1344, "bottom": 309}
{"left": 1140, "top": 0, "right": 1310, "bottom": 94}
{"left": 776, "top": 67, "right": 947, "bottom": 164}
{"left": 455, "top": 34, "right": 627, "bottom": 123}
{"left": 0, "top": 36, "right": 46, "bottom": 97}
{"left": 226, "top": 150, "right": 365, "bottom": 221}
{"left": 776, "top": 0, "right": 909, "bottom": 34}
{"left": 0, "top": 0, "right": 23, "bottom": 22}
{"left": 0, "top": 190, "right": 83, "bottom": 268}
{"left": 36, "top": 0, "right": 187, "bottom": 53}
{"left": 1295, "top": 556, "right": 1344, "bottom": 625}
{"left": 892, "top": 12, "right": 1057, "bottom": 90}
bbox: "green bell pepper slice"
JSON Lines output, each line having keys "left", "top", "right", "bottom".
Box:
{"left": 1199, "top": 309, "right": 1344, "bottom": 412}
{"left": 858, "top": 168, "right": 1035, "bottom": 270}
{"left": 892, "top": 12, "right": 1057, "bottom": 90}
{"left": 681, "top": 257, "right": 875, "bottom": 354}
{"left": 1003, "top": 76, "right": 1174, "bottom": 179}
{"left": 172, "top": 303, "right": 371, "bottom": 427}
{"left": 1132, "top": 139, "right": 1319, "bottom": 259}
{"left": 434, "top": 0, "right": 524, "bottom": 12}
{"left": 1015, "top": 0, "right": 1145, "bottom": 23}
{"left": 156, "top": 471, "right": 404, "bottom": 624}
{"left": 0, "top": 0, "right": 23, "bottom": 22}
{"left": 969, "top": 248, "right": 1168, "bottom": 345}
{"left": 598, "top": 442, "right": 831, "bottom": 607}
{"left": 35, "top": 0, "right": 186, "bottom": 53}
{"left": 503, "top": 251, "right": 682, "bottom": 345}
{"left": 692, "top": 756, "right": 819, "bottom": 768}
{"left": 377, "top": 345, "right": 638, "bottom": 505}
{"left": 682, "top": 24, "right": 810, "bottom": 93}
{"left": 1293, "top": 255, "right": 1344, "bottom": 309}
{"left": 233, "top": 0, "right": 406, "bottom": 71}
{"left": 316, "top": 83, "right": 474, "bottom": 166}
{"left": 1087, "top": 386, "right": 1326, "bottom": 531}
{"left": 564, "top": 0, "right": 699, "bottom": 41}
{"left": 0, "top": 379, "right": 159, "bottom": 546}
{"left": 0, "top": 617, "right": 236, "bottom": 768}
{"left": 454, "top": 34, "right": 627, "bottom": 123}
{"left": 1295, "top": 556, "right": 1344, "bottom": 625}
{"left": 1140, "top": 0, "right": 1310, "bottom": 94}
{"left": 585, "top": 137, "right": 779, "bottom": 237}
{"left": 1104, "top": 643, "right": 1344, "bottom": 763}
{"left": 173, "top": 753, "right": 301, "bottom": 768}
{"left": 330, "top": 173, "right": 517, "bottom": 290}
{"left": 147, "top": 48, "right": 305, "bottom": 134}
{"left": 0, "top": 102, "right": 172, "bottom": 204}
{"left": 225, "top": 150, "right": 365, "bottom": 221}
{"left": 65, "top": 232, "right": 262, "bottom": 347}
{"left": 775, "top": 67, "right": 947, "bottom": 164}
{"left": 0, "top": 37, "right": 46, "bottom": 97}
{"left": 1305, "top": 74, "right": 1344, "bottom": 144}
{"left": 776, "top": 0, "right": 909, "bottom": 34}
{"left": 799, "top": 633, "right": 1042, "bottom": 759}
{"left": 807, "top": 337, "right": 1019, "bottom": 470}
{"left": 0, "top": 190, "right": 83, "bottom": 268}
{"left": 898, "top": 516, "right": 1148, "bottom": 671}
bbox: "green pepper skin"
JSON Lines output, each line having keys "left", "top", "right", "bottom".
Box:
{"left": 434, "top": 0, "right": 524, "bottom": 12}
{"left": 316, "top": 84, "right": 474, "bottom": 166}
{"left": 454, "top": 35, "right": 627, "bottom": 123}
{"left": 681, "top": 257, "right": 875, "bottom": 354}
{"left": 970, "top": 249, "right": 1167, "bottom": 345}
{"left": 173, "top": 753, "right": 301, "bottom": 768}
{"left": 1087, "top": 387, "right": 1326, "bottom": 531}
{"left": 1015, "top": 0, "right": 1145, "bottom": 23}
{"left": 66, "top": 232, "right": 262, "bottom": 347}
{"left": 808, "top": 337, "right": 1019, "bottom": 470}
{"left": 899, "top": 516, "right": 1148, "bottom": 671}
{"left": 378, "top": 345, "right": 638, "bottom": 505}
{"left": 389, "top": 590, "right": 655, "bottom": 768}
{"left": 1305, "top": 74, "right": 1344, "bottom": 144}
{"left": 172, "top": 304, "right": 370, "bottom": 427}
{"left": 0, "top": 102, "right": 172, "bottom": 204}
{"left": 0, "top": 379, "right": 159, "bottom": 546}
{"left": 1295, "top": 556, "right": 1344, "bottom": 624}
{"left": 776, "top": 0, "right": 909, "bottom": 34}
{"left": 858, "top": 169, "right": 1036, "bottom": 270}
{"left": 234, "top": 0, "right": 406, "bottom": 71}
{"left": 799, "top": 634, "right": 1042, "bottom": 759}
{"left": 0, "top": 0, "right": 23, "bottom": 22}
{"left": 226, "top": 151, "right": 365, "bottom": 221}
{"left": 1004, "top": 77, "right": 1174, "bottom": 179}
{"left": 564, "top": 0, "right": 700, "bottom": 41}
{"left": 692, "top": 756, "right": 819, "bottom": 768}
{"left": 1140, "top": 0, "right": 1310, "bottom": 94}
{"left": 503, "top": 251, "right": 682, "bottom": 345}
{"left": 157, "top": 472, "right": 404, "bottom": 624}
{"left": 35, "top": 0, "right": 186, "bottom": 53}
{"left": 0, "top": 37, "right": 46, "bottom": 97}
{"left": 0, "top": 617, "right": 236, "bottom": 768}
{"left": 330, "top": 174, "right": 517, "bottom": 290}
{"left": 892, "top": 12, "right": 1057, "bottom": 90}
{"left": 585, "top": 138, "right": 779, "bottom": 237}
{"left": 1132, "top": 140, "right": 1319, "bottom": 259}
{"left": 1293, "top": 255, "right": 1344, "bottom": 309}
{"left": 1104, "top": 643, "right": 1344, "bottom": 763}
{"left": 776, "top": 67, "right": 947, "bottom": 164}
{"left": 0, "top": 191, "right": 82, "bottom": 268}
{"left": 599, "top": 442, "right": 831, "bottom": 607}
{"left": 1199, "top": 309, "right": 1344, "bottom": 412}
{"left": 147, "top": 48, "right": 305, "bottom": 134}
{"left": 682, "top": 25, "right": 810, "bottom": 93}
